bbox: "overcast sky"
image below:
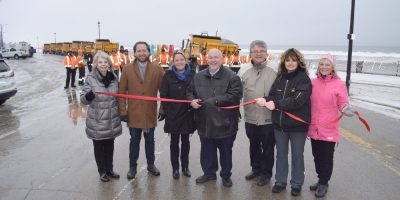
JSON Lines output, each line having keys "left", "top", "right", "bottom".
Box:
{"left": 0, "top": 0, "right": 399, "bottom": 49}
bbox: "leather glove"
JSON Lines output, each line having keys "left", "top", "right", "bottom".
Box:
{"left": 120, "top": 115, "right": 128, "bottom": 122}
{"left": 158, "top": 113, "right": 166, "bottom": 121}
{"left": 342, "top": 105, "right": 354, "bottom": 117}
{"left": 85, "top": 90, "right": 95, "bottom": 101}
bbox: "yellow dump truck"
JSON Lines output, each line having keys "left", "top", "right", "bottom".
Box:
{"left": 94, "top": 39, "right": 119, "bottom": 53}
{"left": 52, "top": 43, "right": 63, "bottom": 55}
{"left": 81, "top": 41, "right": 94, "bottom": 54}
{"left": 61, "top": 42, "right": 72, "bottom": 55}
{"left": 181, "top": 32, "right": 239, "bottom": 66}
{"left": 43, "top": 43, "right": 50, "bottom": 54}
{"left": 71, "top": 41, "right": 95, "bottom": 55}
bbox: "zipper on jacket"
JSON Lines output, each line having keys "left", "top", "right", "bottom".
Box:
{"left": 279, "top": 79, "right": 289, "bottom": 128}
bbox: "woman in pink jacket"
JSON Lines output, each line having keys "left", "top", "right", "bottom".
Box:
{"left": 307, "top": 54, "right": 354, "bottom": 198}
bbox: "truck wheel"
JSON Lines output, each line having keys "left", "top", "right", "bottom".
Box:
{"left": 14, "top": 54, "right": 19, "bottom": 59}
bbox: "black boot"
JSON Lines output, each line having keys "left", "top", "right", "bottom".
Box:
{"left": 315, "top": 184, "right": 329, "bottom": 198}
{"left": 173, "top": 169, "right": 180, "bottom": 179}
{"left": 107, "top": 171, "right": 120, "bottom": 179}
{"left": 100, "top": 173, "right": 110, "bottom": 182}
{"left": 182, "top": 168, "right": 191, "bottom": 177}
{"left": 127, "top": 167, "right": 137, "bottom": 179}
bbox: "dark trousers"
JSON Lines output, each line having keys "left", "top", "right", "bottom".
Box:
{"left": 88, "top": 64, "right": 92, "bottom": 72}
{"left": 93, "top": 139, "right": 115, "bottom": 175}
{"left": 170, "top": 134, "right": 190, "bottom": 171}
{"left": 245, "top": 123, "right": 275, "bottom": 178}
{"left": 78, "top": 67, "right": 85, "bottom": 84}
{"left": 65, "top": 68, "right": 77, "bottom": 87}
{"left": 199, "top": 134, "right": 236, "bottom": 179}
{"left": 129, "top": 128, "right": 155, "bottom": 169}
{"left": 311, "top": 139, "right": 336, "bottom": 185}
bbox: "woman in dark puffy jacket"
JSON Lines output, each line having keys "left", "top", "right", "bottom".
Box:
{"left": 159, "top": 51, "right": 196, "bottom": 179}
{"left": 256, "top": 48, "right": 312, "bottom": 196}
{"left": 81, "top": 51, "right": 122, "bottom": 182}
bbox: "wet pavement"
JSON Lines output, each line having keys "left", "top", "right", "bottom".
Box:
{"left": 0, "top": 54, "right": 399, "bottom": 199}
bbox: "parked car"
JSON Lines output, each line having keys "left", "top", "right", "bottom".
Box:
{"left": 0, "top": 48, "right": 25, "bottom": 59}
{"left": 0, "top": 59, "right": 17, "bottom": 105}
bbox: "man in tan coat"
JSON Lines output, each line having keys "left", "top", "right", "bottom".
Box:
{"left": 119, "top": 41, "right": 165, "bottom": 179}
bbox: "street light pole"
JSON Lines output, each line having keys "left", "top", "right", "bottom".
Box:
{"left": 0, "top": 24, "right": 3, "bottom": 49}
{"left": 0, "top": 24, "right": 6, "bottom": 49}
{"left": 345, "top": 0, "right": 356, "bottom": 94}
{"left": 54, "top": 32, "right": 56, "bottom": 43}
{"left": 98, "top": 21, "right": 101, "bottom": 39}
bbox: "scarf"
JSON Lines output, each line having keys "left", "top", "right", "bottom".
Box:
{"left": 172, "top": 64, "right": 190, "bottom": 81}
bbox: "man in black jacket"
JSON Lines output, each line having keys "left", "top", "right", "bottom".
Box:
{"left": 187, "top": 48, "right": 243, "bottom": 187}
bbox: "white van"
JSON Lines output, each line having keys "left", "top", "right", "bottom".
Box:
{"left": 0, "top": 48, "right": 25, "bottom": 59}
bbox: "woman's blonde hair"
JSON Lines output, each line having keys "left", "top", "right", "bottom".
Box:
{"left": 277, "top": 48, "right": 308, "bottom": 76}
{"left": 92, "top": 50, "right": 112, "bottom": 70}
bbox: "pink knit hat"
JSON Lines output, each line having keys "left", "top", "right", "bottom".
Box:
{"left": 321, "top": 53, "right": 336, "bottom": 66}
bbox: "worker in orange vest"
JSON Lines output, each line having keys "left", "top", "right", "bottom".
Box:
{"left": 63, "top": 50, "right": 78, "bottom": 89}
{"left": 197, "top": 49, "right": 208, "bottom": 71}
{"left": 110, "top": 50, "right": 121, "bottom": 77}
{"left": 119, "top": 46, "right": 127, "bottom": 72}
{"left": 158, "top": 48, "right": 170, "bottom": 70}
{"left": 222, "top": 55, "right": 230, "bottom": 67}
{"left": 244, "top": 54, "right": 252, "bottom": 63}
{"left": 229, "top": 50, "right": 242, "bottom": 73}
{"left": 77, "top": 49, "right": 87, "bottom": 86}
{"left": 124, "top": 49, "right": 133, "bottom": 64}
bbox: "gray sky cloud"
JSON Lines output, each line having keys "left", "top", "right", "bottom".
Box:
{"left": 0, "top": 0, "right": 399, "bottom": 48}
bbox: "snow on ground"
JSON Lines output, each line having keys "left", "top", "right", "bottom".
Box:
{"left": 308, "top": 69, "right": 400, "bottom": 119}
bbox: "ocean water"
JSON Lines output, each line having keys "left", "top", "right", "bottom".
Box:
{"left": 239, "top": 45, "right": 400, "bottom": 76}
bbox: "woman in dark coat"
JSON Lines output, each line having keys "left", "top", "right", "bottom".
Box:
{"left": 256, "top": 48, "right": 312, "bottom": 196}
{"left": 159, "top": 51, "right": 196, "bottom": 179}
{"left": 81, "top": 51, "right": 122, "bottom": 182}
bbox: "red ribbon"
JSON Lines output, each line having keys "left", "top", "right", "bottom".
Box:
{"left": 96, "top": 91, "right": 192, "bottom": 103}
{"left": 276, "top": 109, "right": 370, "bottom": 133}
{"left": 97, "top": 92, "right": 370, "bottom": 132}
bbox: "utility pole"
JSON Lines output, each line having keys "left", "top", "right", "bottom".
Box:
{"left": 0, "top": 24, "right": 5, "bottom": 49}
{"left": 98, "top": 21, "right": 101, "bottom": 39}
{"left": 54, "top": 32, "right": 56, "bottom": 43}
{"left": 345, "top": 0, "right": 356, "bottom": 94}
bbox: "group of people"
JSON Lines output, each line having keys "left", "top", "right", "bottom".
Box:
{"left": 79, "top": 40, "right": 355, "bottom": 198}
{"left": 64, "top": 46, "right": 131, "bottom": 89}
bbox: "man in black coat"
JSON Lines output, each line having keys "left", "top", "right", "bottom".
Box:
{"left": 187, "top": 48, "right": 243, "bottom": 187}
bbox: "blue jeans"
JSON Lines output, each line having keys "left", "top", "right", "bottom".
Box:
{"left": 199, "top": 134, "right": 236, "bottom": 179}
{"left": 129, "top": 128, "right": 155, "bottom": 168}
{"left": 274, "top": 129, "right": 307, "bottom": 188}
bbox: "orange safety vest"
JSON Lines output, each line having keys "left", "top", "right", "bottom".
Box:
{"left": 222, "top": 56, "right": 230, "bottom": 65}
{"left": 110, "top": 54, "right": 121, "bottom": 71}
{"left": 197, "top": 54, "right": 208, "bottom": 65}
{"left": 77, "top": 50, "right": 86, "bottom": 68}
{"left": 246, "top": 55, "right": 252, "bottom": 63}
{"left": 119, "top": 53, "right": 127, "bottom": 67}
{"left": 230, "top": 54, "right": 242, "bottom": 64}
{"left": 158, "top": 53, "right": 170, "bottom": 65}
{"left": 64, "top": 55, "right": 77, "bottom": 69}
